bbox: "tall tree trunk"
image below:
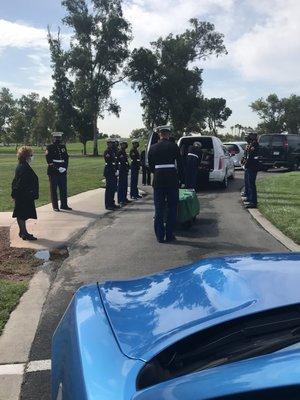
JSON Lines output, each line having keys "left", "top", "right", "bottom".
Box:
{"left": 93, "top": 113, "right": 98, "bottom": 156}
{"left": 83, "top": 141, "right": 87, "bottom": 156}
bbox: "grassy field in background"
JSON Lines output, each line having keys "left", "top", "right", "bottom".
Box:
{"left": 257, "top": 172, "right": 300, "bottom": 244}
{"left": 0, "top": 154, "right": 105, "bottom": 212}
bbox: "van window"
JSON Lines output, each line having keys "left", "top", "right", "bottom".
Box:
{"left": 240, "top": 143, "right": 246, "bottom": 150}
{"left": 259, "top": 135, "right": 271, "bottom": 146}
{"left": 224, "top": 144, "right": 240, "bottom": 154}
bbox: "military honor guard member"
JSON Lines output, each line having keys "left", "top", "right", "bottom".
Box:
{"left": 148, "top": 126, "right": 183, "bottom": 243}
{"left": 130, "top": 139, "right": 142, "bottom": 199}
{"left": 117, "top": 139, "right": 131, "bottom": 206}
{"left": 104, "top": 138, "right": 119, "bottom": 210}
{"left": 242, "top": 132, "right": 259, "bottom": 209}
{"left": 46, "top": 132, "right": 72, "bottom": 212}
{"left": 185, "top": 141, "right": 202, "bottom": 191}
{"left": 141, "top": 146, "right": 151, "bottom": 186}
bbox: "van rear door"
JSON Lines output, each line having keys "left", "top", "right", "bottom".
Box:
{"left": 271, "top": 135, "right": 287, "bottom": 161}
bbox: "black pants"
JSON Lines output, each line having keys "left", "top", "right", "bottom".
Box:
{"left": 49, "top": 174, "right": 68, "bottom": 209}
{"left": 246, "top": 168, "right": 258, "bottom": 205}
{"left": 105, "top": 174, "right": 117, "bottom": 208}
{"left": 118, "top": 172, "right": 128, "bottom": 204}
{"left": 142, "top": 166, "right": 151, "bottom": 185}
{"left": 130, "top": 165, "right": 140, "bottom": 198}
{"left": 154, "top": 187, "right": 179, "bottom": 242}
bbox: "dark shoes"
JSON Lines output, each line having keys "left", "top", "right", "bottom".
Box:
{"left": 60, "top": 206, "right": 73, "bottom": 210}
{"left": 106, "top": 205, "right": 121, "bottom": 211}
{"left": 166, "top": 235, "right": 177, "bottom": 242}
{"left": 244, "top": 203, "right": 257, "bottom": 209}
{"left": 19, "top": 233, "right": 37, "bottom": 241}
{"left": 53, "top": 208, "right": 60, "bottom": 212}
{"left": 125, "top": 199, "right": 132, "bottom": 204}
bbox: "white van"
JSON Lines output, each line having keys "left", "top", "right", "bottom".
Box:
{"left": 146, "top": 133, "right": 234, "bottom": 188}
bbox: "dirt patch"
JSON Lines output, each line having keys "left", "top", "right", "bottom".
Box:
{"left": 0, "top": 227, "right": 42, "bottom": 281}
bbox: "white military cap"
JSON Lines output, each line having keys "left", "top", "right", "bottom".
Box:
{"left": 132, "top": 139, "right": 140, "bottom": 143}
{"left": 120, "top": 138, "right": 128, "bottom": 143}
{"left": 51, "top": 132, "right": 64, "bottom": 137}
{"left": 155, "top": 125, "right": 172, "bottom": 133}
{"left": 107, "top": 138, "right": 115, "bottom": 143}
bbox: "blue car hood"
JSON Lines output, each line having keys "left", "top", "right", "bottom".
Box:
{"left": 98, "top": 253, "right": 300, "bottom": 361}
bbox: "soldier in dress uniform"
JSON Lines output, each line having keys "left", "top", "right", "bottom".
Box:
{"left": 46, "top": 132, "right": 72, "bottom": 212}
{"left": 148, "top": 126, "right": 183, "bottom": 243}
{"left": 185, "top": 142, "right": 202, "bottom": 191}
{"left": 117, "top": 139, "right": 131, "bottom": 206}
{"left": 130, "top": 139, "right": 142, "bottom": 199}
{"left": 103, "top": 138, "right": 119, "bottom": 210}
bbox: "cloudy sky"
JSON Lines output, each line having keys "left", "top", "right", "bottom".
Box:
{"left": 0, "top": 0, "right": 299, "bottom": 136}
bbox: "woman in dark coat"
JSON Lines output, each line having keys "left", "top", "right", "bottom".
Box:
{"left": 11, "top": 146, "right": 39, "bottom": 240}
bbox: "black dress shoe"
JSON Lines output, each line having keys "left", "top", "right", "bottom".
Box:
{"left": 60, "top": 206, "right": 73, "bottom": 210}
{"left": 106, "top": 207, "right": 115, "bottom": 211}
{"left": 157, "top": 239, "right": 165, "bottom": 243}
{"left": 125, "top": 199, "right": 132, "bottom": 204}
{"left": 244, "top": 203, "right": 257, "bottom": 209}
{"left": 53, "top": 208, "right": 60, "bottom": 212}
{"left": 19, "top": 233, "right": 37, "bottom": 241}
{"left": 166, "top": 235, "right": 177, "bottom": 242}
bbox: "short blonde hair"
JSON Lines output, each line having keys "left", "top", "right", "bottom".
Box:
{"left": 17, "top": 146, "right": 33, "bottom": 163}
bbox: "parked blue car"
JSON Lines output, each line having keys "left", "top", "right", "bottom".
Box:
{"left": 52, "top": 253, "right": 300, "bottom": 400}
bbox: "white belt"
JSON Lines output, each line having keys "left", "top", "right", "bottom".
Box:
{"left": 187, "top": 153, "right": 199, "bottom": 158}
{"left": 53, "top": 159, "right": 64, "bottom": 163}
{"left": 155, "top": 164, "right": 176, "bottom": 169}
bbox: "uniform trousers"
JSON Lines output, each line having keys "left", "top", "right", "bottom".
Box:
{"left": 49, "top": 174, "right": 68, "bottom": 209}
{"left": 142, "top": 166, "right": 151, "bottom": 185}
{"left": 185, "top": 158, "right": 198, "bottom": 190}
{"left": 130, "top": 165, "right": 140, "bottom": 198}
{"left": 154, "top": 187, "right": 179, "bottom": 241}
{"left": 246, "top": 169, "right": 258, "bottom": 205}
{"left": 118, "top": 172, "right": 128, "bottom": 204}
{"left": 105, "top": 174, "right": 117, "bottom": 208}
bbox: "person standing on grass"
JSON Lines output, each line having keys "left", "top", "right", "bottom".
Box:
{"left": 130, "top": 139, "right": 142, "bottom": 199}
{"left": 46, "top": 132, "right": 72, "bottom": 212}
{"left": 148, "top": 126, "right": 183, "bottom": 243}
{"left": 11, "top": 146, "right": 39, "bottom": 241}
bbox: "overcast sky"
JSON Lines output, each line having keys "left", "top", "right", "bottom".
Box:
{"left": 0, "top": 0, "right": 299, "bottom": 136}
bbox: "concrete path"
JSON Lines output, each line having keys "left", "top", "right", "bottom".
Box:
{"left": 0, "top": 188, "right": 106, "bottom": 250}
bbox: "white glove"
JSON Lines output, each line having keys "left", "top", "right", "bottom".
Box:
{"left": 115, "top": 171, "right": 119, "bottom": 177}
{"left": 59, "top": 167, "right": 66, "bottom": 173}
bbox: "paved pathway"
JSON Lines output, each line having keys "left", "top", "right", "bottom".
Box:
{"left": 0, "top": 188, "right": 106, "bottom": 250}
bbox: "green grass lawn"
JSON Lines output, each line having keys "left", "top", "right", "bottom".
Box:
{"left": 257, "top": 172, "right": 300, "bottom": 244}
{"left": 0, "top": 154, "right": 105, "bottom": 212}
{"left": 0, "top": 279, "right": 28, "bottom": 334}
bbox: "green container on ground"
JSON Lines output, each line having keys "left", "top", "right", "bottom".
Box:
{"left": 177, "top": 189, "right": 200, "bottom": 224}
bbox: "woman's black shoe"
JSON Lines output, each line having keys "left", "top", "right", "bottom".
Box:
{"left": 19, "top": 233, "right": 37, "bottom": 241}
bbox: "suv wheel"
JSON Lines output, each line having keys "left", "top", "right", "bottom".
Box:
{"left": 291, "top": 162, "right": 299, "bottom": 171}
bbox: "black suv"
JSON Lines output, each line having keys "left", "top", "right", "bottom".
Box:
{"left": 258, "top": 134, "right": 300, "bottom": 171}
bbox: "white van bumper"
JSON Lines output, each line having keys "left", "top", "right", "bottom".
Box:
{"left": 209, "top": 170, "right": 226, "bottom": 183}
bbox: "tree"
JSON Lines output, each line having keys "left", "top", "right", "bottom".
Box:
{"left": 130, "top": 128, "right": 149, "bottom": 139}
{"left": 250, "top": 94, "right": 285, "bottom": 133}
{"left": 54, "top": 0, "right": 131, "bottom": 156}
{"left": 31, "top": 98, "right": 55, "bottom": 146}
{"left": 205, "top": 98, "right": 232, "bottom": 135}
{"left": 48, "top": 29, "right": 75, "bottom": 140}
{"left": 18, "top": 92, "right": 40, "bottom": 140}
{"left": 127, "top": 19, "right": 227, "bottom": 136}
{"left": 282, "top": 94, "right": 300, "bottom": 134}
{"left": 9, "top": 111, "right": 28, "bottom": 148}
{"left": 0, "top": 88, "right": 16, "bottom": 144}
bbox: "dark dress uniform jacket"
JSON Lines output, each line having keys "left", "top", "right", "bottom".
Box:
{"left": 148, "top": 139, "right": 182, "bottom": 189}
{"left": 245, "top": 141, "right": 259, "bottom": 171}
{"left": 117, "top": 149, "right": 129, "bottom": 174}
{"left": 12, "top": 162, "right": 39, "bottom": 220}
{"left": 104, "top": 148, "right": 117, "bottom": 177}
{"left": 46, "top": 143, "right": 69, "bottom": 175}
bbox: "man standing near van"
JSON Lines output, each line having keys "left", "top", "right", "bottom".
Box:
{"left": 148, "top": 126, "right": 182, "bottom": 243}
{"left": 243, "top": 132, "right": 259, "bottom": 209}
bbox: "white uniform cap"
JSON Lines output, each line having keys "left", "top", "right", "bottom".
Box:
{"left": 120, "top": 139, "right": 128, "bottom": 144}
{"left": 51, "top": 132, "right": 64, "bottom": 137}
{"left": 155, "top": 125, "right": 172, "bottom": 133}
{"left": 132, "top": 139, "right": 140, "bottom": 143}
{"left": 107, "top": 138, "right": 115, "bottom": 143}
{"left": 194, "top": 141, "right": 202, "bottom": 147}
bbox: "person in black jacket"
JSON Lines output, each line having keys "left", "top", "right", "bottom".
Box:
{"left": 46, "top": 132, "right": 72, "bottom": 212}
{"left": 130, "top": 139, "right": 142, "bottom": 199}
{"left": 11, "top": 146, "right": 39, "bottom": 241}
{"left": 104, "top": 138, "right": 119, "bottom": 210}
{"left": 185, "top": 142, "right": 202, "bottom": 190}
{"left": 148, "top": 126, "right": 183, "bottom": 243}
{"left": 242, "top": 132, "right": 259, "bottom": 209}
{"left": 117, "top": 139, "right": 131, "bottom": 206}
{"left": 141, "top": 146, "right": 151, "bottom": 186}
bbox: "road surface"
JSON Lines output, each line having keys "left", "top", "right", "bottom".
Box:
{"left": 20, "top": 170, "right": 287, "bottom": 399}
